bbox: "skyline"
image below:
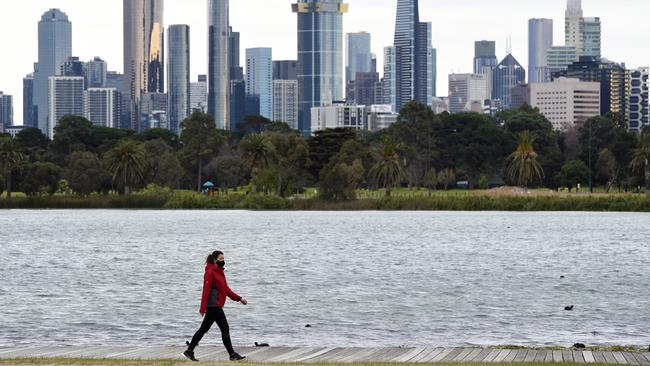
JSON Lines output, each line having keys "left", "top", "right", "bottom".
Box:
{"left": 1, "top": 0, "right": 649, "bottom": 125}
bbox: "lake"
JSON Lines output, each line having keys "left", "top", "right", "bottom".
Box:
{"left": 0, "top": 210, "right": 648, "bottom": 348}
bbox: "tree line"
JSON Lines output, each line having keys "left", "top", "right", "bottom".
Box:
{"left": 1, "top": 102, "right": 650, "bottom": 201}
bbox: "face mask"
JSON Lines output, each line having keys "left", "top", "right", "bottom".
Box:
{"left": 216, "top": 260, "right": 225, "bottom": 268}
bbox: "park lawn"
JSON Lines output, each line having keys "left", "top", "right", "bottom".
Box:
{"left": 0, "top": 360, "right": 614, "bottom": 366}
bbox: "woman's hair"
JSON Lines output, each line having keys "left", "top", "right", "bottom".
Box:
{"left": 206, "top": 250, "right": 224, "bottom": 264}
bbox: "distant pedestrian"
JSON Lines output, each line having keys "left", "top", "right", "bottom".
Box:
{"left": 184, "top": 251, "right": 248, "bottom": 362}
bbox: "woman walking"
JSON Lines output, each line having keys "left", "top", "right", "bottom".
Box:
{"left": 184, "top": 251, "right": 248, "bottom": 362}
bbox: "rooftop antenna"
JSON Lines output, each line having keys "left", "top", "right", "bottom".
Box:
{"left": 505, "top": 36, "right": 512, "bottom": 55}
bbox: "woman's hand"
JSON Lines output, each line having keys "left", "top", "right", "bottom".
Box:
{"left": 240, "top": 298, "right": 248, "bottom": 305}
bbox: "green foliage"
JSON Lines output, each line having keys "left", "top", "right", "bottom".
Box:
{"left": 0, "top": 136, "right": 28, "bottom": 198}
{"left": 560, "top": 160, "right": 589, "bottom": 191}
{"left": 204, "top": 155, "right": 248, "bottom": 190}
{"left": 179, "top": 112, "right": 222, "bottom": 191}
{"left": 506, "top": 131, "right": 544, "bottom": 188}
{"left": 265, "top": 132, "right": 310, "bottom": 196}
{"left": 438, "top": 168, "right": 456, "bottom": 190}
{"left": 318, "top": 160, "right": 364, "bottom": 201}
{"left": 239, "top": 133, "right": 276, "bottom": 193}
{"left": 236, "top": 115, "right": 271, "bottom": 136}
{"left": 235, "top": 194, "right": 291, "bottom": 210}
{"left": 67, "top": 151, "right": 104, "bottom": 196}
{"left": 630, "top": 133, "right": 650, "bottom": 195}
{"left": 479, "top": 175, "right": 489, "bottom": 190}
{"left": 308, "top": 128, "right": 358, "bottom": 180}
{"left": 104, "top": 140, "right": 147, "bottom": 194}
{"left": 21, "top": 162, "right": 61, "bottom": 196}
{"left": 370, "top": 136, "right": 405, "bottom": 196}
{"left": 423, "top": 168, "right": 438, "bottom": 190}
{"left": 143, "top": 139, "right": 182, "bottom": 189}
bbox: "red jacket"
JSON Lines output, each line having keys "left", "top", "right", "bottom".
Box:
{"left": 200, "top": 264, "right": 241, "bottom": 314}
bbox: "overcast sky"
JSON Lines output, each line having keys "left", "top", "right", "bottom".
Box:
{"left": 1, "top": 0, "right": 648, "bottom": 124}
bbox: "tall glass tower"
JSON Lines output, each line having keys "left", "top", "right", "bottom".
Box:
{"left": 123, "top": 0, "right": 164, "bottom": 131}
{"left": 492, "top": 54, "right": 526, "bottom": 109}
{"left": 528, "top": 19, "right": 553, "bottom": 83}
{"left": 33, "top": 8, "right": 72, "bottom": 136}
{"left": 246, "top": 48, "right": 273, "bottom": 120}
{"left": 391, "top": 0, "right": 436, "bottom": 112}
{"left": 167, "top": 25, "right": 190, "bottom": 135}
{"left": 565, "top": 0, "right": 583, "bottom": 50}
{"left": 208, "top": 0, "right": 230, "bottom": 130}
{"left": 293, "top": 0, "right": 348, "bottom": 136}
{"left": 346, "top": 32, "right": 372, "bottom": 83}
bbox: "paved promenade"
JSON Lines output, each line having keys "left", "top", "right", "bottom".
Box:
{"left": 1, "top": 346, "right": 649, "bottom": 364}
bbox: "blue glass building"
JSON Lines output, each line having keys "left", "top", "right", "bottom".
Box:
{"left": 528, "top": 19, "right": 553, "bottom": 83}
{"left": 245, "top": 48, "right": 273, "bottom": 120}
{"left": 167, "top": 25, "right": 190, "bottom": 134}
{"left": 208, "top": 0, "right": 230, "bottom": 130}
{"left": 492, "top": 54, "right": 526, "bottom": 109}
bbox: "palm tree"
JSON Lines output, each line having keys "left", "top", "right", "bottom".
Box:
{"left": 506, "top": 131, "right": 544, "bottom": 189}
{"left": 631, "top": 133, "right": 650, "bottom": 196}
{"left": 0, "top": 137, "right": 27, "bottom": 199}
{"left": 370, "top": 136, "right": 404, "bottom": 197}
{"left": 239, "top": 133, "right": 275, "bottom": 193}
{"left": 105, "top": 140, "right": 147, "bottom": 195}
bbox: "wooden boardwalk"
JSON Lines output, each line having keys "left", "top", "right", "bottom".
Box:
{"left": 0, "top": 346, "right": 649, "bottom": 364}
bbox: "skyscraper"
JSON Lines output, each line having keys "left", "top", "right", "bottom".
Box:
{"left": 190, "top": 75, "right": 208, "bottom": 114}
{"left": 293, "top": 0, "right": 348, "bottom": 136}
{"left": 474, "top": 41, "right": 498, "bottom": 75}
{"left": 33, "top": 9, "right": 72, "bottom": 136}
{"left": 23, "top": 74, "right": 37, "bottom": 128}
{"left": 48, "top": 76, "right": 85, "bottom": 137}
{"left": 273, "top": 60, "right": 298, "bottom": 80}
{"left": 528, "top": 19, "right": 553, "bottom": 83}
{"left": 246, "top": 48, "right": 273, "bottom": 120}
{"left": 580, "top": 17, "right": 601, "bottom": 59}
{"left": 84, "top": 88, "right": 121, "bottom": 128}
{"left": 0, "top": 92, "right": 13, "bottom": 126}
{"left": 167, "top": 25, "right": 190, "bottom": 134}
{"left": 381, "top": 46, "right": 396, "bottom": 109}
{"left": 208, "top": 0, "right": 230, "bottom": 130}
{"left": 448, "top": 74, "right": 489, "bottom": 114}
{"left": 546, "top": 46, "right": 578, "bottom": 78}
{"left": 86, "top": 57, "right": 107, "bottom": 88}
{"left": 565, "top": 0, "right": 583, "bottom": 50}
{"left": 346, "top": 32, "right": 372, "bottom": 83}
{"left": 123, "top": 0, "right": 164, "bottom": 131}
{"left": 390, "top": 0, "right": 436, "bottom": 112}
{"left": 627, "top": 67, "right": 649, "bottom": 132}
{"left": 273, "top": 80, "right": 299, "bottom": 130}
{"left": 492, "top": 54, "right": 526, "bottom": 109}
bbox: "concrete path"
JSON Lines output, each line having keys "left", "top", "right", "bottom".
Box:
{"left": 0, "top": 346, "right": 649, "bottom": 364}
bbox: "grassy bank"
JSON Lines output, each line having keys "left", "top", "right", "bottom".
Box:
{"left": 2, "top": 190, "right": 650, "bottom": 211}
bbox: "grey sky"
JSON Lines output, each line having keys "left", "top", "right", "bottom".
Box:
{"left": 1, "top": 0, "right": 648, "bottom": 124}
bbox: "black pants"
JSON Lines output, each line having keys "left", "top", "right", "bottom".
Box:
{"left": 188, "top": 307, "right": 235, "bottom": 355}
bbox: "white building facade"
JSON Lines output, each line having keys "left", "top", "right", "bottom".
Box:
{"left": 272, "top": 79, "right": 299, "bottom": 130}
{"left": 48, "top": 76, "right": 85, "bottom": 138}
{"left": 529, "top": 77, "right": 600, "bottom": 131}
{"left": 448, "top": 73, "right": 489, "bottom": 114}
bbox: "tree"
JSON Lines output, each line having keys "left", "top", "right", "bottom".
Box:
{"left": 506, "top": 131, "right": 544, "bottom": 189}
{"left": 180, "top": 112, "right": 221, "bottom": 192}
{"left": 438, "top": 168, "right": 456, "bottom": 190}
{"left": 560, "top": 160, "right": 589, "bottom": 192}
{"left": 50, "top": 115, "right": 95, "bottom": 160}
{"left": 67, "top": 151, "right": 103, "bottom": 195}
{"left": 630, "top": 134, "right": 650, "bottom": 196}
{"left": 143, "top": 139, "right": 181, "bottom": 188}
{"left": 15, "top": 128, "right": 50, "bottom": 162}
{"left": 423, "top": 168, "right": 438, "bottom": 191}
{"left": 307, "top": 128, "right": 358, "bottom": 180}
{"left": 596, "top": 148, "right": 618, "bottom": 192}
{"left": 104, "top": 140, "right": 147, "bottom": 194}
{"left": 239, "top": 133, "right": 275, "bottom": 193}
{"left": 266, "top": 121, "right": 296, "bottom": 134}
{"left": 204, "top": 156, "right": 248, "bottom": 190}
{"left": 0, "top": 137, "right": 28, "bottom": 199}
{"left": 370, "top": 136, "right": 404, "bottom": 197}
{"left": 22, "top": 162, "right": 61, "bottom": 196}
{"left": 133, "top": 128, "right": 180, "bottom": 149}
{"left": 236, "top": 115, "right": 271, "bottom": 136}
{"left": 266, "top": 132, "right": 310, "bottom": 196}
{"left": 318, "top": 160, "right": 364, "bottom": 201}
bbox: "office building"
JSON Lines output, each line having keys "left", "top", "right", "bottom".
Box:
{"left": 346, "top": 32, "right": 372, "bottom": 84}
{"left": 293, "top": 0, "right": 347, "bottom": 136}
{"left": 528, "top": 19, "right": 553, "bottom": 83}
{"left": 61, "top": 57, "right": 85, "bottom": 77}
{"left": 246, "top": 48, "right": 273, "bottom": 119}
{"left": 492, "top": 54, "right": 526, "bottom": 109}
{"left": 431, "top": 97, "right": 449, "bottom": 114}
{"left": 34, "top": 8, "right": 72, "bottom": 136}
{"left": 552, "top": 56, "right": 629, "bottom": 117}
{"left": 86, "top": 57, "right": 107, "bottom": 88}
{"left": 580, "top": 17, "right": 601, "bottom": 59}
{"left": 190, "top": 75, "right": 208, "bottom": 113}
{"left": 381, "top": 46, "right": 396, "bottom": 110}
{"left": 84, "top": 88, "right": 121, "bottom": 128}
{"left": 389, "top": 0, "right": 436, "bottom": 112}
{"left": 228, "top": 27, "right": 241, "bottom": 80}
{"left": 474, "top": 41, "right": 498, "bottom": 75}
{"left": 140, "top": 92, "right": 168, "bottom": 130}
{"left": 273, "top": 60, "right": 298, "bottom": 80}
{"left": 167, "top": 25, "right": 190, "bottom": 134}
{"left": 530, "top": 77, "right": 600, "bottom": 131}
{"left": 367, "top": 104, "right": 399, "bottom": 132}
{"left": 565, "top": 0, "right": 583, "bottom": 50}
{"left": 105, "top": 72, "right": 124, "bottom": 90}
{"left": 546, "top": 46, "right": 578, "bottom": 79}
{"left": 208, "top": 0, "right": 230, "bottom": 130}
{"left": 0, "top": 92, "right": 13, "bottom": 126}
{"left": 354, "top": 72, "right": 380, "bottom": 106}
{"left": 48, "top": 76, "right": 85, "bottom": 138}
{"left": 448, "top": 73, "right": 489, "bottom": 114}
{"left": 230, "top": 80, "right": 247, "bottom": 130}
{"left": 310, "top": 102, "right": 366, "bottom": 134}
{"left": 510, "top": 84, "right": 531, "bottom": 110}
{"left": 273, "top": 79, "right": 299, "bottom": 130}
{"left": 123, "top": 0, "right": 164, "bottom": 131}
{"left": 627, "top": 67, "right": 649, "bottom": 132}
{"left": 23, "top": 74, "right": 37, "bottom": 128}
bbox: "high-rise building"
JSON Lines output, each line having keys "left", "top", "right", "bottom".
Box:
{"left": 167, "top": 25, "right": 190, "bottom": 134}
{"left": 140, "top": 92, "right": 168, "bottom": 130}
{"left": 580, "top": 17, "right": 601, "bottom": 59}
{"left": 448, "top": 74, "right": 489, "bottom": 114}
{"left": 492, "top": 54, "right": 526, "bottom": 109}
{"left": 530, "top": 77, "right": 600, "bottom": 131}
{"left": 61, "top": 57, "right": 85, "bottom": 77}
{"left": 528, "top": 19, "right": 553, "bottom": 83}
{"left": 208, "top": 0, "right": 230, "bottom": 130}
{"left": 546, "top": 46, "right": 578, "bottom": 79}
{"left": 23, "top": 74, "right": 37, "bottom": 128}
{"left": 190, "top": 75, "right": 208, "bottom": 114}
{"left": 84, "top": 88, "right": 121, "bottom": 128}
{"left": 0, "top": 92, "right": 13, "bottom": 126}
{"left": 246, "top": 48, "right": 273, "bottom": 120}
{"left": 510, "top": 84, "right": 531, "bottom": 110}
{"left": 310, "top": 102, "right": 366, "bottom": 134}
{"left": 353, "top": 72, "right": 379, "bottom": 106}
{"left": 390, "top": 0, "right": 436, "bottom": 112}
{"left": 86, "top": 57, "right": 107, "bottom": 88}
{"left": 105, "top": 72, "right": 124, "bottom": 91}
{"left": 228, "top": 27, "right": 241, "bottom": 80}
{"left": 474, "top": 41, "right": 498, "bottom": 74}
{"left": 34, "top": 9, "right": 72, "bottom": 136}
{"left": 293, "top": 0, "right": 348, "bottom": 136}
{"left": 627, "top": 67, "right": 649, "bottom": 132}
{"left": 123, "top": 0, "right": 164, "bottom": 131}
{"left": 273, "top": 60, "right": 298, "bottom": 80}
{"left": 381, "top": 46, "right": 396, "bottom": 109}
{"left": 48, "top": 76, "right": 85, "bottom": 137}
{"left": 565, "top": 0, "right": 583, "bottom": 50}
{"left": 346, "top": 32, "right": 372, "bottom": 84}
{"left": 552, "top": 56, "right": 629, "bottom": 118}
{"left": 273, "top": 80, "right": 299, "bottom": 130}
